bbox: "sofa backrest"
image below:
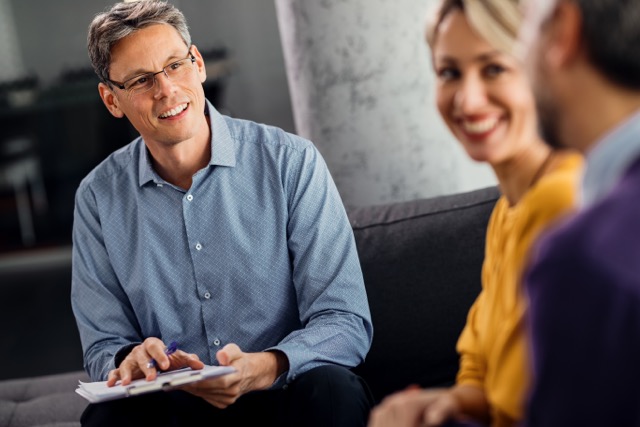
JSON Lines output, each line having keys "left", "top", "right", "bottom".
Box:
{"left": 349, "top": 186, "right": 499, "bottom": 402}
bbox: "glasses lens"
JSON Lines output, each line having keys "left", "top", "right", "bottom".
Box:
{"left": 124, "top": 74, "right": 155, "bottom": 94}
{"left": 123, "top": 55, "right": 194, "bottom": 95}
{"left": 165, "top": 58, "right": 194, "bottom": 79}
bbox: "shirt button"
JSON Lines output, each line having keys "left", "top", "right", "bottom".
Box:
{"left": 186, "top": 194, "right": 193, "bottom": 201}
{"left": 195, "top": 243, "right": 202, "bottom": 250}
{"left": 204, "top": 291, "right": 211, "bottom": 299}
{"left": 213, "top": 339, "right": 221, "bottom": 346}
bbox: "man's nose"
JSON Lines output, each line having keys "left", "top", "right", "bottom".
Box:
{"left": 153, "top": 69, "right": 177, "bottom": 98}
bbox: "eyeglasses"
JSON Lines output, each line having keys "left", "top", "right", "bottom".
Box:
{"left": 107, "top": 50, "right": 196, "bottom": 96}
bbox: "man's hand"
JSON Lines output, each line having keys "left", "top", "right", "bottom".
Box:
{"left": 182, "top": 343, "right": 289, "bottom": 409}
{"left": 368, "top": 387, "right": 461, "bottom": 427}
{"left": 107, "top": 337, "right": 204, "bottom": 386}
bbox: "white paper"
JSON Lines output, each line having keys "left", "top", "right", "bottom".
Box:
{"left": 76, "top": 365, "right": 235, "bottom": 403}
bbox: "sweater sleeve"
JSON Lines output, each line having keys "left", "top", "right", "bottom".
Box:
{"left": 456, "top": 290, "right": 489, "bottom": 387}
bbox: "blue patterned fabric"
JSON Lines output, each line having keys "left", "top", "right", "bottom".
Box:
{"left": 71, "top": 100, "right": 372, "bottom": 383}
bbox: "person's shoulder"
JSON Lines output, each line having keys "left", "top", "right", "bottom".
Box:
{"left": 222, "top": 115, "right": 313, "bottom": 153}
{"left": 77, "top": 138, "right": 139, "bottom": 193}
{"left": 540, "top": 168, "right": 640, "bottom": 265}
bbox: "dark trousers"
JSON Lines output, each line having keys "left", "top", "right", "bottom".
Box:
{"left": 81, "top": 365, "right": 374, "bottom": 427}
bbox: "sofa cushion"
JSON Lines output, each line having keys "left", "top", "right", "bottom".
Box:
{"left": 349, "top": 186, "right": 499, "bottom": 402}
{"left": 0, "top": 371, "right": 89, "bottom": 427}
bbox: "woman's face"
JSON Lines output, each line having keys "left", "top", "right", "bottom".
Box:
{"left": 432, "top": 10, "right": 539, "bottom": 165}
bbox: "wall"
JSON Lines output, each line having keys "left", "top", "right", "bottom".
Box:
{"left": 0, "top": 0, "right": 25, "bottom": 81}
{"left": 6, "top": 0, "right": 494, "bottom": 210}
{"left": 8, "top": 0, "right": 295, "bottom": 133}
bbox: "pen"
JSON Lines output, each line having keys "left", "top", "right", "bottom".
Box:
{"left": 146, "top": 341, "right": 179, "bottom": 369}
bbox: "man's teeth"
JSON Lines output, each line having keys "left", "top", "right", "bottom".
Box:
{"left": 159, "top": 103, "right": 188, "bottom": 118}
{"left": 462, "top": 118, "right": 498, "bottom": 134}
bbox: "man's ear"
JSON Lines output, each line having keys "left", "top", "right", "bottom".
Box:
{"left": 190, "top": 44, "right": 207, "bottom": 84}
{"left": 98, "top": 82, "right": 125, "bottom": 118}
{"left": 544, "top": 1, "right": 583, "bottom": 70}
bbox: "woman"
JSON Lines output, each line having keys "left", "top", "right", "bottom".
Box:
{"left": 368, "top": 1, "right": 582, "bottom": 426}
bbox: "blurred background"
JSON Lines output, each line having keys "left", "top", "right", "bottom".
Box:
{"left": 0, "top": 0, "right": 496, "bottom": 379}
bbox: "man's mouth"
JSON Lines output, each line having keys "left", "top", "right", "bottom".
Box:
{"left": 159, "top": 103, "right": 189, "bottom": 119}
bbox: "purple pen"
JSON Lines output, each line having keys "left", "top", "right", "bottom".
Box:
{"left": 146, "top": 341, "right": 178, "bottom": 369}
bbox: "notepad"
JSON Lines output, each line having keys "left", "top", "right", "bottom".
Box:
{"left": 75, "top": 365, "right": 236, "bottom": 403}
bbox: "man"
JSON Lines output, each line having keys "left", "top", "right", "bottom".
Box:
{"left": 519, "top": 0, "right": 640, "bottom": 425}
{"left": 71, "top": 1, "right": 373, "bottom": 425}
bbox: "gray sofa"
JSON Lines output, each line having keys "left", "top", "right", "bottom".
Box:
{"left": 0, "top": 186, "right": 498, "bottom": 427}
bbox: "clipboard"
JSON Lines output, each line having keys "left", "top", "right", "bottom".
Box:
{"left": 76, "top": 365, "right": 236, "bottom": 403}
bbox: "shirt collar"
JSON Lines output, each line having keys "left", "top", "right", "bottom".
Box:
{"left": 138, "top": 99, "right": 236, "bottom": 187}
{"left": 581, "top": 108, "right": 640, "bottom": 207}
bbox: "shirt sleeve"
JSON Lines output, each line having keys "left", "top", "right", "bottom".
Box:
{"left": 266, "top": 142, "right": 373, "bottom": 383}
{"left": 71, "top": 183, "right": 144, "bottom": 381}
{"left": 456, "top": 290, "right": 488, "bottom": 388}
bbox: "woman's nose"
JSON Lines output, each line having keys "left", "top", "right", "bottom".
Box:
{"left": 454, "top": 75, "right": 488, "bottom": 114}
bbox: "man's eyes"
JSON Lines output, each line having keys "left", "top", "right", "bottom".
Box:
{"left": 129, "top": 75, "right": 151, "bottom": 87}
{"left": 169, "top": 61, "right": 184, "bottom": 70}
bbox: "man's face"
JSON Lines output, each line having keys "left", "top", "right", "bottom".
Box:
{"left": 518, "top": 0, "right": 565, "bottom": 149}
{"left": 98, "top": 24, "right": 208, "bottom": 150}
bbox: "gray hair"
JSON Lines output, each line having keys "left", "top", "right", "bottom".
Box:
{"left": 426, "top": 0, "right": 521, "bottom": 54}
{"left": 87, "top": 0, "right": 191, "bottom": 84}
{"left": 573, "top": 0, "right": 640, "bottom": 90}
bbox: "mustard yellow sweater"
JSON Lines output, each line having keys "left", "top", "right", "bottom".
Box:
{"left": 456, "top": 153, "right": 582, "bottom": 427}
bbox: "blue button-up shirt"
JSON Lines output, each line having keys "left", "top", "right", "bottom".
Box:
{"left": 71, "top": 100, "right": 373, "bottom": 382}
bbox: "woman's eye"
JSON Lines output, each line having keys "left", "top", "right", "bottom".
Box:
{"left": 484, "top": 64, "right": 506, "bottom": 77}
{"left": 437, "top": 67, "right": 460, "bottom": 81}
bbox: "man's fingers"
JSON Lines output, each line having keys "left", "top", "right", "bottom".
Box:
{"left": 106, "top": 369, "right": 121, "bottom": 387}
{"left": 188, "top": 387, "right": 241, "bottom": 409}
{"left": 143, "top": 339, "right": 171, "bottom": 371}
{"left": 169, "top": 351, "right": 205, "bottom": 370}
{"left": 216, "top": 343, "right": 242, "bottom": 366}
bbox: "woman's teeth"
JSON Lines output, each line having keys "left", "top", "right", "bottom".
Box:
{"left": 462, "top": 117, "right": 498, "bottom": 134}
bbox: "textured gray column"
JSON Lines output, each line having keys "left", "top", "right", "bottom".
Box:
{"left": 275, "top": 0, "right": 495, "bottom": 207}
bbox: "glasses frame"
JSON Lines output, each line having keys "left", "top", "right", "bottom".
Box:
{"left": 106, "top": 48, "right": 196, "bottom": 95}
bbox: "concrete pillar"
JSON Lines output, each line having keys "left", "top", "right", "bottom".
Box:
{"left": 275, "top": 0, "right": 495, "bottom": 207}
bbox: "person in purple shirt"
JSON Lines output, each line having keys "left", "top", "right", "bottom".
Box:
{"left": 518, "top": 0, "right": 640, "bottom": 425}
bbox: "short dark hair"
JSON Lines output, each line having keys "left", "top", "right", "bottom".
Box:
{"left": 88, "top": 0, "right": 191, "bottom": 85}
{"left": 575, "top": 0, "right": 640, "bottom": 90}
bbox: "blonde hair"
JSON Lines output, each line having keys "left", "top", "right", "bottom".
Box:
{"left": 426, "top": 0, "right": 521, "bottom": 54}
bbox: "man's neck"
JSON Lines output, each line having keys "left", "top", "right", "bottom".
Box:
{"left": 151, "top": 143, "right": 210, "bottom": 190}
{"left": 147, "top": 116, "right": 212, "bottom": 190}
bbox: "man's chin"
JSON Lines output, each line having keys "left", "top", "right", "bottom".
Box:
{"left": 539, "top": 123, "right": 565, "bottom": 149}
{"left": 535, "top": 94, "right": 566, "bottom": 149}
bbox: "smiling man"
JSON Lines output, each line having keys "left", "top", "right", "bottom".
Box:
{"left": 71, "top": 1, "right": 373, "bottom": 426}
{"left": 518, "top": 0, "right": 640, "bottom": 425}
